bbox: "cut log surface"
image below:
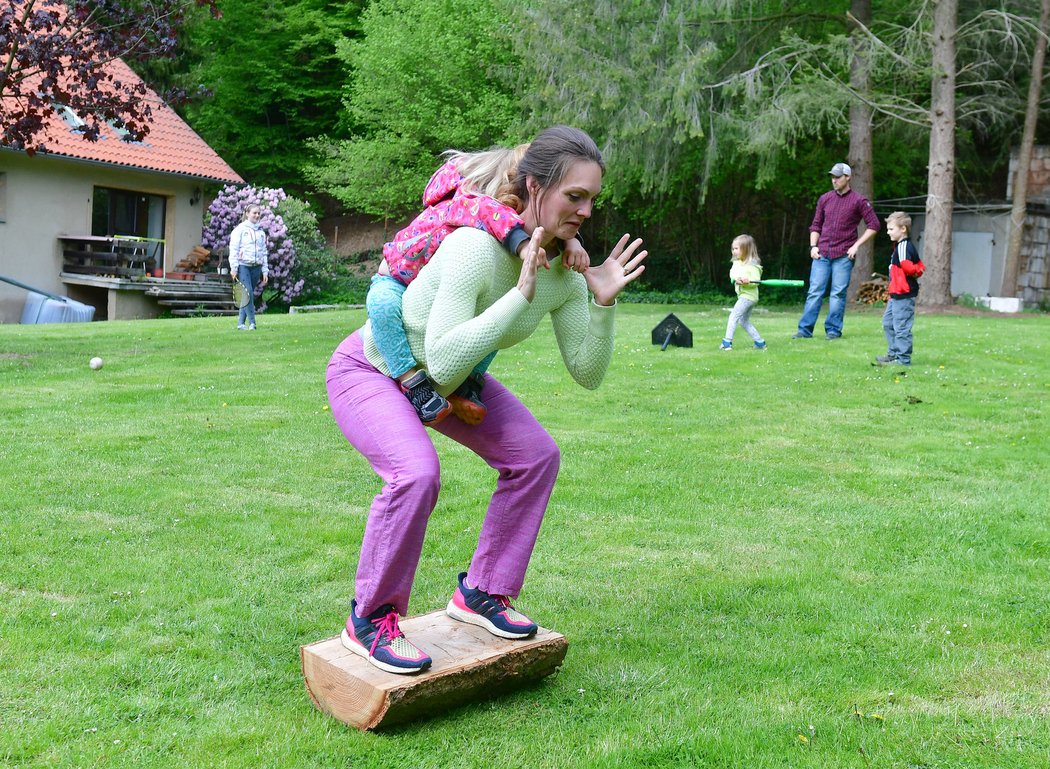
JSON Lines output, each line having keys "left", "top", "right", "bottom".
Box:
{"left": 301, "top": 609, "right": 568, "bottom": 731}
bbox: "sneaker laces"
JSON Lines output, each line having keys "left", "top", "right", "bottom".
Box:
{"left": 370, "top": 611, "right": 404, "bottom": 656}
{"left": 404, "top": 383, "right": 438, "bottom": 412}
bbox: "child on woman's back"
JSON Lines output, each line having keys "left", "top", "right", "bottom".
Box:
{"left": 720, "top": 234, "right": 767, "bottom": 351}
{"left": 369, "top": 145, "right": 589, "bottom": 426}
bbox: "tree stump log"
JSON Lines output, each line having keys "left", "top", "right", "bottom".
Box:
{"left": 301, "top": 610, "right": 568, "bottom": 730}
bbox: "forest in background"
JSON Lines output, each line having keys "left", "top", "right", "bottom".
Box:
{"left": 42, "top": 0, "right": 1050, "bottom": 293}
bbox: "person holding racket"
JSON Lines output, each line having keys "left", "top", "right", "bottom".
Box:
{"left": 325, "top": 126, "right": 648, "bottom": 675}
{"left": 720, "top": 234, "right": 767, "bottom": 351}
{"left": 228, "top": 204, "right": 269, "bottom": 331}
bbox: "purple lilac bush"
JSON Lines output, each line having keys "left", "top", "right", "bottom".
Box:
{"left": 202, "top": 185, "right": 305, "bottom": 305}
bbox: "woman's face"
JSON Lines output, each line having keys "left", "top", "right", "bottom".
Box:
{"left": 526, "top": 160, "right": 603, "bottom": 246}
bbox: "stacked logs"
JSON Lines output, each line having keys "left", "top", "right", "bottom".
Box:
{"left": 857, "top": 273, "right": 889, "bottom": 304}
{"left": 176, "top": 246, "right": 213, "bottom": 273}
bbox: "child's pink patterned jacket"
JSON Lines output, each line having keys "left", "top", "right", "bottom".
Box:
{"left": 381, "top": 161, "right": 527, "bottom": 285}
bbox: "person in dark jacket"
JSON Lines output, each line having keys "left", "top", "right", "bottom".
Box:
{"left": 875, "top": 211, "right": 925, "bottom": 366}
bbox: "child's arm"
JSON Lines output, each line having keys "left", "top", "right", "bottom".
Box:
{"left": 561, "top": 237, "right": 589, "bottom": 273}
{"left": 901, "top": 259, "right": 924, "bottom": 277}
{"left": 513, "top": 236, "right": 589, "bottom": 275}
{"left": 742, "top": 264, "right": 762, "bottom": 284}
{"left": 470, "top": 350, "right": 497, "bottom": 377}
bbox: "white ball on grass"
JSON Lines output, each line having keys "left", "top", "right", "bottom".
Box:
{"left": 89, "top": 357, "right": 104, "bottom": 370}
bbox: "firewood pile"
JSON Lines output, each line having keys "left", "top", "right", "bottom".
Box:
{"left": 175, "top": 245, "right": 215, "bottom": 273}
{"left": 857, "top": 274, "right": 889, "bottom": 304}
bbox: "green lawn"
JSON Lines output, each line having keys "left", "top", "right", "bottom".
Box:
{"left": 1, "top": 304, "right": 1047, "bottom": 768}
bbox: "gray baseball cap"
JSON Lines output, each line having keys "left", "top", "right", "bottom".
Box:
{"left": 829, "top": 162, "right": 852, "bottom": 177}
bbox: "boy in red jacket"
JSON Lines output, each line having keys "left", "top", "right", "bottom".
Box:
{"left": 875, "top": 211, "right": 925, "bottom": 366}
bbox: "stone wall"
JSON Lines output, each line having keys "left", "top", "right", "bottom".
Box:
{"left": 1020, "top": 203, "right": 1050, "bottom": 307}
{"left": 1006, "top": 148, "right": 1050, "bottom": 307}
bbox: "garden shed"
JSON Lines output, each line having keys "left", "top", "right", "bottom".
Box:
{"left": 908, "top": 146, "right": 1050, "bottom": 309}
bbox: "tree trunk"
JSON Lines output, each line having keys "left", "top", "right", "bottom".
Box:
{"left": 1000, "top": 0, "right": 1050, "bottom": 298}
{"left": 847, "top": 0, "right": 875, "bottom": 302}
{"left": 922, "top": 0, "right": 957, "bottom": 306}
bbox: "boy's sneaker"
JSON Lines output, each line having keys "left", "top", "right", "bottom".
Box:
{"left": 400, "top": 370, "right": 452, "bottom": 426}
{"left": 719, "top": 340, "right": 732, "bottom": 351}
{"left": 446, "top": 572, "right": 538, "bottom": 639}
{"left": 754, "top": 341, "right": 767, "bottom": 350}
{"left": 341, "top": 600, "right": 432, "bottom": 675}
{"left": 448, "top": 373, "right": 487, "bottom": 425}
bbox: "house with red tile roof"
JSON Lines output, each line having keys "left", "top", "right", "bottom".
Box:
{"left": 0, "top": 58, "right": 243, "bottom": 322}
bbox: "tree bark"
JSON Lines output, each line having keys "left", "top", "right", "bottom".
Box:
{"left": 922, "top": 0, "right": 957, "bottom": 306}
{"left": 847, "top": 0, "right": 875, "bottom": 302}
{"left": 1000, "top": 0, "right": 1050, "bottom": 298}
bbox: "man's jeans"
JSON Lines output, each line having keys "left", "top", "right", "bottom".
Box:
{"left": 797, "top": 256, "right": 854, "bottom": 338}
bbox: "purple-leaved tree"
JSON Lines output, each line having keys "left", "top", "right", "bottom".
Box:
{"left": 202, "top": 185, "right": 305, "bottom": 307}
{"left": 0, "top": 0, "right": 218, "bottom": 154}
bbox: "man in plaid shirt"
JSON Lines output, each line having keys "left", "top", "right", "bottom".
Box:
{"left": 793, "top": 163, "right": 880, "bottom": 340}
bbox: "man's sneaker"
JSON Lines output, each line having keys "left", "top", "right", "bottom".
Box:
{"left": 791, "top": 332, "right": 811, "bottom": 339}
{"left": 341, "top": 600, "right": 432, "bottom": 675}
{"left": 448, "top": 373, "right": 487, "bottom": 424}
{"left": 446, "top": 572, "right": 538, "bottom": 639}
{"left": 754, "top": 341, "right": 767, "bottom": 350}
{"left": 400, "top": 370, "right": 452, "bottom": 426}
{"left": 719, "top": 339, "right": 732, "bottom": 351}
{"left": 874, "top": 354, "right": 895, "bottom": 365}
{"left": 825, "top": 334, "right": 841, "bottom": 340}
{"left": 237, "top": 323, "right": 246, "bottom": 330}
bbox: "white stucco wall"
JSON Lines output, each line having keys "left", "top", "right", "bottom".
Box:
{"left": 0, "top": 150, "right": 208, "bottom": 323}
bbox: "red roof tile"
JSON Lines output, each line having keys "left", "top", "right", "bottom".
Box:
{"left": 26, "top": 58, "right": 243, "bottom": 185}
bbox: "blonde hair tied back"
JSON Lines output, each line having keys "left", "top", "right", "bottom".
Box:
{"left": 443, "top": 144, "right": 530, "bottom": 209}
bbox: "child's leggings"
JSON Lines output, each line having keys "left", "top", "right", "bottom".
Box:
{"left": 366, "top": 274, "right": 414, "bottom": 378}
{"left": 725, "top": 296, "right": 764, "bottom": 344}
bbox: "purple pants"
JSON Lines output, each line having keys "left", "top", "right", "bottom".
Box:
{"left": 326, "top": 332, "right": 560, "bottom": 617}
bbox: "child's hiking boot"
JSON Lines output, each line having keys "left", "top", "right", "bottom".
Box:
{"left": 400, "top": 370, "right": 452, "bottom": 426}
{"left": 448, "top": 373, "right": 487, "bottom": 425}
{"left": 342, "top": 600, "right": 432, "bottom": 675}
{"left": 446, "top": 572, "right": 538, "bottom": 639}
{"left": 719, "top": 339, "right": 732, "bottom": 351}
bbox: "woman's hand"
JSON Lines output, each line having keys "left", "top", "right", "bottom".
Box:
{"left": 516, "top": 226, "right": 550, "bottom": 303}
{"left": 585, "top": 233, "right": 647, "bottom": 306}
